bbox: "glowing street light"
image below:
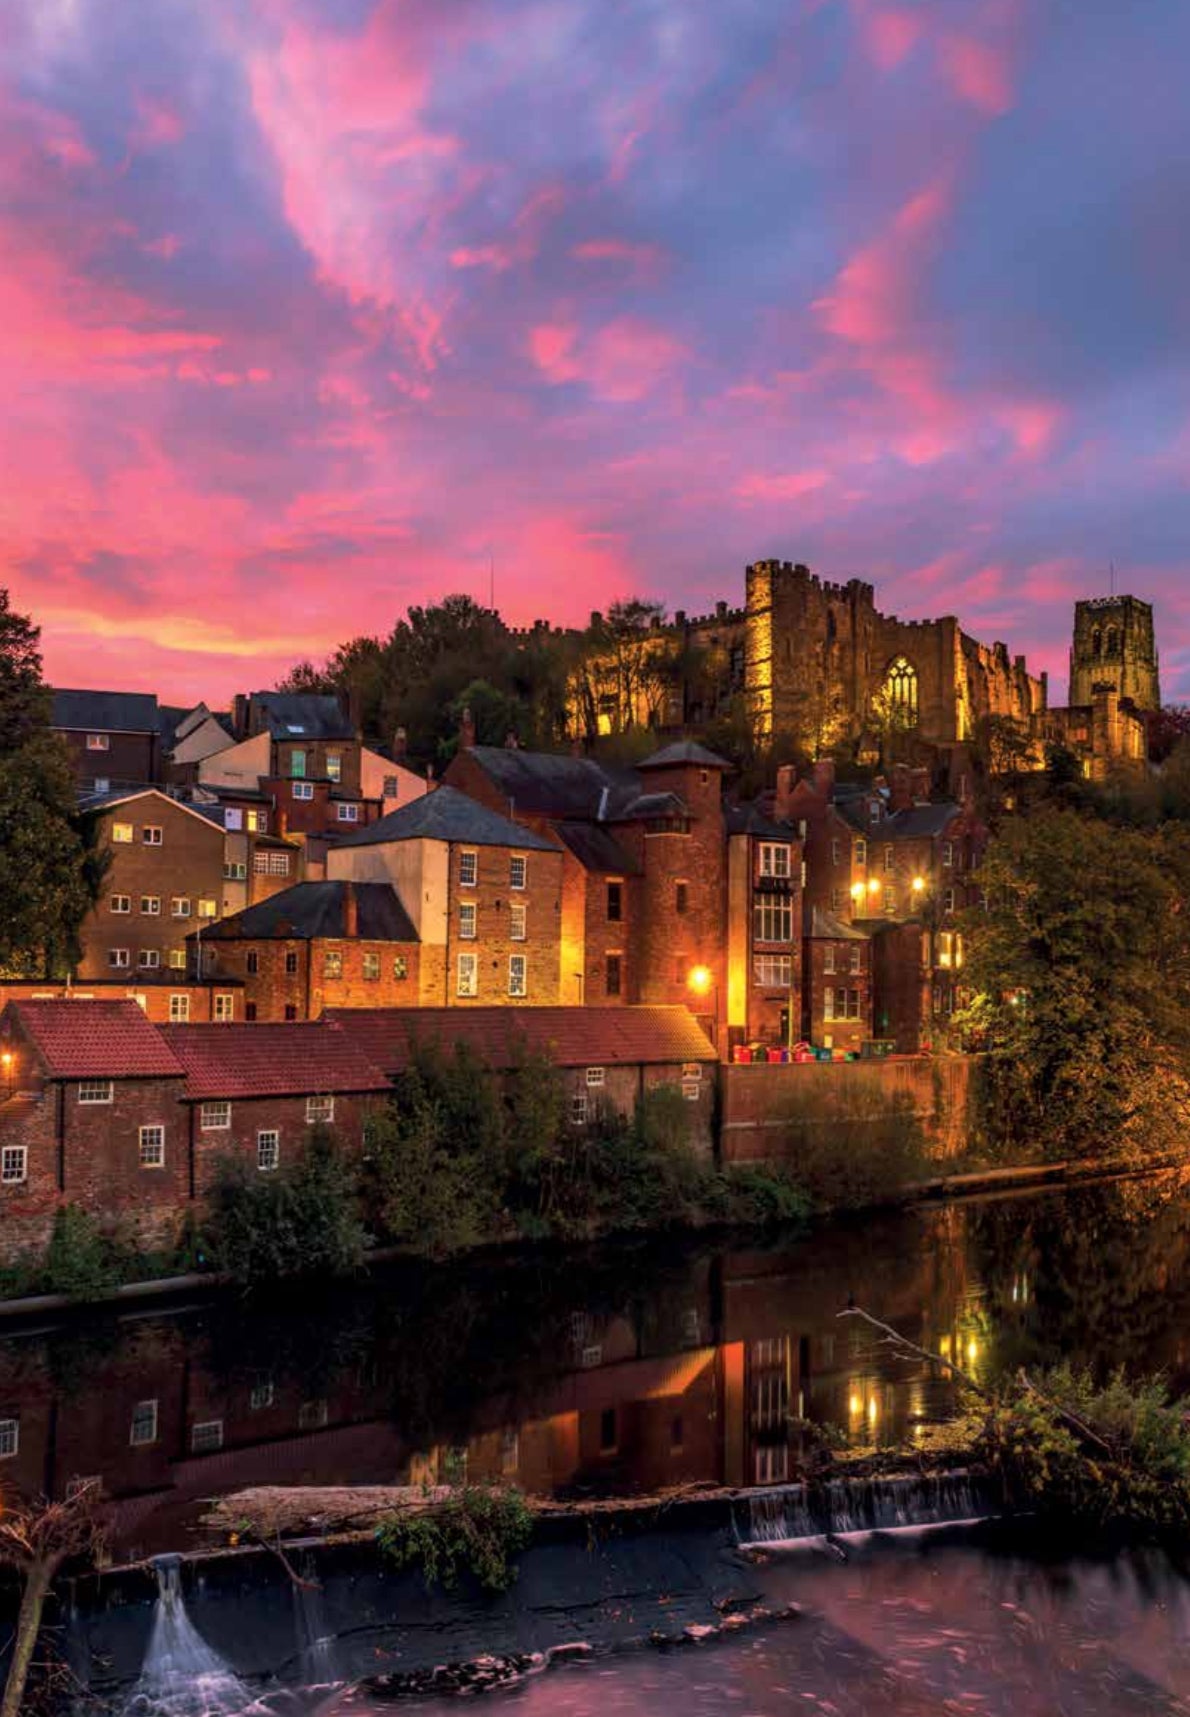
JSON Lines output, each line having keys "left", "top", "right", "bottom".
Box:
{"left": 849, "top": 881, "right": 865, "bottom": 902}
{"left": 867, "top": 878, "right": 880, "bottom": 896}
{"left": 911, "top": 876, "right": 925, "bottom": 893}
{"left": 687, "top": 965, "right": 713, "bottom": 998}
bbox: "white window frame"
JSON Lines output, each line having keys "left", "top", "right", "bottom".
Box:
{"left": 140, "top": 895, "right": 161, "bottom": 916}
{"left": 111, "top": 822, "right": 134, "bottom": 843}
{"left": 129, "top": 1399, "right": 158, "bottom": 1447}
{"left": 823, "top": 945, "right": 836, "bottom": 974}
{"left": 942, "top": 841, "right": 954, "bottom": 868}
{"left": 758, "top": 842, "right": 791, "bottom": 878}
{"left": 249, "top": 1380, "right": 274, "bottom": 1412}
{"left": 108, "top": 948, "right": 130, "bottom": 969}
{"left": 191, "top": 1419, "right": 224, "bottom": 1453}
{"left": 1, "top": 1146, "right": 27, "bottom": 1185}
{"left": 459, "top": 901, "right": 477, "bottom": 940}
{"left": 110, "top": 894, "right": 131, "bottom": 914}
{"left": 585, "top": 1066, "right": 606, "bottom": 1088}
{"left": 509, "top": 854, "right": 527, "bottom": 890}
{"left": 79, "top": 1080, "right": 113, "bottom": 1104}
{"left": 0, "top": 1419, "right": 18, "bottom": 1459}
{"left": 884, "top": 844, "right": 895, "bottom": 873}
{"left": 213, "top": 993, "right": 234, "bottom": 1022}
{"left": 824, "top": 986, "right": 835, "bottom": 1022}
{"left": 753, "top": 954, "right": 792, "bottom": 989}
{"left": 509, "top": 901, "right": 527, "bottom": 941}
{"left": 137, "top": 950, "right": 160, "bottom": 970}
{"left": 336, "top": 802, "right": 360, "bottom": 823}
{"left": 138, "top": 1124, "right": 165, "bottom": 1167}
{"left": 86, "top": 732, "right": 110, "bottom": 751}
{"left": 197, "top": 898, "right": 218, "bottom": 919}
{"left": 257, "top": 1129, "right": 280, "bottom": 1171}
{"left": 570, "top": 1092, "right": 588, "bottom": 1126}
{"left": 457, "top": 952, "right": 478, "bottom": 997}
{"left": 142, "top": 825, "right": 163, "bottom": 846}
{"left": 306, "top": 1095, "right": 334, "bottom": 1124}
{"left": 169, "top": 994, "right": 191, "bottom": 1023}
{"left": 326, "top": 753, "right": 342, "bottom": 783}
{"left": 171, "top": 897, "right": 191, "bottom": 918}
{"left": 201, "top": 1100, "right": 230, "bottom": 1131}
{"left": 168, "top": 949, "right": 187, "bottom": 970}
{"left": 850, "top": 944, "right": 862, "bottom": 973}
{"left": 753, "top": 899, "right": 793, "bottom": 943}
{"left": 362, "top": 950, "right": 381, "bottom": 980}
{"left": 292, "top": 781, "right": 315, "bottom": 801}
{"left": 508, "top": 953, "right": 527, "bottom": 997}
{"left": 459, "top": 850, "right": 478, "bottom": 887}
{"left": 854, "top": 838, "right": 867, "bottom": 865}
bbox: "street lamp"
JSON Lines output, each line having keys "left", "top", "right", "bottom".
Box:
{"left": 0, "top": 1051, "right": 13, "bottom": 1100}
{"left": 687, "top": 965, "right": 718, "bottom": 1050}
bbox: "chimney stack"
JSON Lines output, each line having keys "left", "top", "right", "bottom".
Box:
{"left": 460, "top": 706, "right": 476, "bottom": 750}
{"left": 810, "top": 757, "right": 836, "bottom": 798}
{"left": 909, "top": 766, "right": 931, "bottom": 804}
{"left": 343, "top": 880, "right": 358, "bottom": 939}
{"left": 392, "top": 726, "right": 407, "bottom": 761}
{"left": 232, "top": 693, "right": 249, "bottom": 739}
{"left": 774, "top": 763, "right": 798, "bottom": 820}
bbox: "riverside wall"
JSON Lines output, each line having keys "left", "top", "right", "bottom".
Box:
{"left": 719, "top": 1056, "right": 977, "bottom": 1165}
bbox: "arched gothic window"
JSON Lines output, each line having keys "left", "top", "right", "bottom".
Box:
{"left": 1091, "top": 628, "right": 1102, "bottom": 657}
{"left": 1105, "top": 627, "right": 1120, "bottom": 656}
{"left": 882, "top": 657, "right": 919, "bottom": 725}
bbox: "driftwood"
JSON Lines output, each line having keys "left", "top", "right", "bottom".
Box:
{"left": 0, "top": 1480, "right": 105, "bottom": 1717}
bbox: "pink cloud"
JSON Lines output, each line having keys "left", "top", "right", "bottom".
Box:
{"left": 859, "top": 6, "right": 925, "bottom": 71}
{"left": 937, "top": 33, "right": 1015, "bottom": 115}
{"left": 529, "top": 316, "right": 687, "bottom": 403}
{"left": 735, "top": 470, "right": 830, "bottom": 502}
{"left": 130, "top": 93, "right": 185, "bottom": 149}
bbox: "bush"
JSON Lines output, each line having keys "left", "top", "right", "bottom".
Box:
{"left": 770, "top": 1090, "right": 930, "bottom": 1211}
{"left": 376, "top": 1487, "right": 533, "bottom": 1593}
{"left": 41, "top": 1206, "right": 121, "bottom": 1299}
{"left": 204, "top": 1128, "right": 367, "bottom": 1288}
{"left": 977, "top": 1365, "right": 1190, "bottom": 1533}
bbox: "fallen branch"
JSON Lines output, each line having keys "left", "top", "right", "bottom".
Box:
{"left": 836, "top": 1305, "right": 989, "bottom": 1399}
{"left": 1015, "top": 1368, "right": 1117, "bottom": 1460}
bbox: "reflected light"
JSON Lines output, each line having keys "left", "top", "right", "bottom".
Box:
{"left": 867, "top": 1396, "right": 879, "bottom": 1426}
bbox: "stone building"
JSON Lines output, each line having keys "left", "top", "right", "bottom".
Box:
{"left": 1068, "top": 595, "right": 1160, "bottom": 711}
{"left": 326, "top": 784, "right": 564, "bottom": 1006}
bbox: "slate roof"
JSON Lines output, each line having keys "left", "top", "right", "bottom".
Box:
{"left": 460, "top": 746, "right": 625, "bottom": 819}
{"left": 52, "top": 689, "right": 160, "bottom": 734}
{"left": 75, "top": 786, "right": 228, "bottom": 836}
{"left": 198, "top": 882, "right": 419, "bottom": 943}
{"left": 637, "top": 740, "right": 732, "bottom": 771}
{"left": 806, "top": 907, "right": 870, "bottom": 942}
{"left": 885, "top": 802, "right": 963, "bottom": 838}
{"left": 6, "top": 1000, "right": 185, "bottom": 1079}
{"left": 250, "top": 692, "right": 354, "bottom": 741}
{"left": 161, "top": 1022, "right": 390, "bottom": 1099}
{"left": 612, "top": 790, "right": 689, "bottom": 823}
{"left": 726, "top": 802, "right": 799, "bottom": 839}
{"left": 327, "top": 1006, "right": 718, "bottom": 1076}
{"left": 554, "top": 821, "right": 641, "bottom": 875}
{"left": 333, "top": 784, "right": 559, "bottom": 851}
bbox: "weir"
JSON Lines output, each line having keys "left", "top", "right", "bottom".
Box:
{"left": 123, "top": 1554, "right": 253, "bottom": 1717}
{"left": 738, "top": 1472, "right": 992, "bottom": 1549}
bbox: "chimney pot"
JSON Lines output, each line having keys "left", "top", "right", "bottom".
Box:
{"left": 774, "top": 763, "right": 798, "bottom": 819}
{"left": 393, "top": 726, "right": 407, "bottom": 760}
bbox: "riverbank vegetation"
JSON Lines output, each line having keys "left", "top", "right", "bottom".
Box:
{"left": 960, "top": 789, "right": 1190, "bottom": 1162}
{"left": 376, "top": 1486, "right": 534, "bottom": 1594}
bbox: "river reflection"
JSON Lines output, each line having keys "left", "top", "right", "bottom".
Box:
{"left": 3, "top": 1174, "right": 1190, "bottom": 1559}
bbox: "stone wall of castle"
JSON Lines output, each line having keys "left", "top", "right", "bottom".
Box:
{"left": 1069, "top": 596, "right": 1160, "bottom": 711}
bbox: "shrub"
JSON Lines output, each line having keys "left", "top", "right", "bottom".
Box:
{"left": 977, "top": 1365, "right": 1190, "bottom": 1533}
{"left": 40, "top": 1206, "right": 120, "bottom": 1299}
{"left": 204, "top": 1129, "right": 367, "bottom": 1288}
{"left": 376, "top": 1487, "right": 533, "bottom": 1593}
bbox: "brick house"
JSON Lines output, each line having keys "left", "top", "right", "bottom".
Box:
{"left": 327, "top": 784, "right": 564, "bottom": 1006}
{"left": 237, "top": 691, "right": 381, "bottom": 838}
{"left": 0, "top": 978, "right": 244, "bottom": 1027}
{"left": 802, "top": 908, "right": 872, "bottom": 1052}
{"left": 0, "top": 1000, "right": 189, "bottom": 1256}
{"left": 76, "top": 789, "right": 230, "bottom": 989}
{"left": 444, "top": 738, "right": 731, "bottom": 1033}
{"left": 725, "top": 803, "right": 805, "bottom": 1051}
{"left": 196, "top": 881, "right": 420, "bottom": 1020}
{"left": 51, "top": 689, "right": 162, "bottom": 790}
{"left": 330, "top": 1005, "right": 720, "bottom": 1155}
{"left": 0, "top": 1001, "right": 391, "bottom": 1258}
{"left": 159, "top": 1022, "right": 391, "bottom": 1193}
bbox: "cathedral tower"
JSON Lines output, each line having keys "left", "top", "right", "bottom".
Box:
{"left": 1069, "top": 596, "right": 1160, "bottom": 711}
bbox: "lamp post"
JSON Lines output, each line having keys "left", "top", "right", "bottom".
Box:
{"left": 687, "top": 965, "right": 718, "bottom": 1051}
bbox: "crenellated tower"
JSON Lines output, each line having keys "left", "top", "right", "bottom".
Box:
{"left": 1069, "top": 596, "right": 1160, "bottom": 711}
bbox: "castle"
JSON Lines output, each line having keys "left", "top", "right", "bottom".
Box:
{"left": 571, "top": 560, "right": 1160, "bottom": 780}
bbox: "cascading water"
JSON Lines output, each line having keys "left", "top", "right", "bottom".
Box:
{"left": 738, "top": 1472, "right": 991, "bottom": 1550}
{"left": 293, "top": 1551, "right": 338, "bottom": 1686}
{"left": 123, "top": 1554, "right": 254, "bottom": 1717}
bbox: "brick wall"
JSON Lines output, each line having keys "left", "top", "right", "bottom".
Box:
{"left": 561, "top": 1060, "right": 716, "bottom": 1156}
{"left": 0, "top": 981, "right": 243, "bottom": 1026}
{"left": 444, "top": 840, "right": 563, "bottom": 1005}
{"left": 79, "top": 798, "right": 226, "bottom": 981}
{"left": 190, "top": 1091, "right": 381, "bottom": 1194}
{"left": 803, "top": 939, "right": 871, "bottom": 1050}
{"left": 59, "top": 729, "right": 157, "bottom": 788}
{"left": 720, "top": 1056, "right": 975, "bottom": 1164}
{"left": 630, "top": 762, "right": 726, "bottom": 1019}
{"left": 207, "top": 939, "right": 419, "bottom": 1020}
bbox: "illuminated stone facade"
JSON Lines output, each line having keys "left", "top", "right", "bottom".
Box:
{"left": 1069, "top": 595, "right": 1160, "bottom": 711}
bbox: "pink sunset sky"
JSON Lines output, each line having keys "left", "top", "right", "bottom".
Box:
{"left": 3, "top": 0, "right": 1189, "bottom": 703}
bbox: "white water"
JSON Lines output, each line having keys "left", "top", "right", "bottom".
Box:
{"left": 740, "top": 1472, "right": 988, "bottom": 1549}
{"left": 123, "top": 1555, "right": 257, "bottom": 1717}
{"left": 292, "top": 1552, "right": 338, "bottom": 1687}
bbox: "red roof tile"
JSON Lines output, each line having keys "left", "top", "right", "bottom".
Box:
{"left": 159, "top": 1022, "right": 390, "bottom": 1100}
{"left": 5, "top": 999, "right": 185, "bottom": 1079}
{"left": 325, "top": 1006, "right": 718, "bottom": 1077}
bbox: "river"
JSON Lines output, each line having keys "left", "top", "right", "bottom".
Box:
{"left": 5, "top": 1172, "right": 1190, "bottom": 1711}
